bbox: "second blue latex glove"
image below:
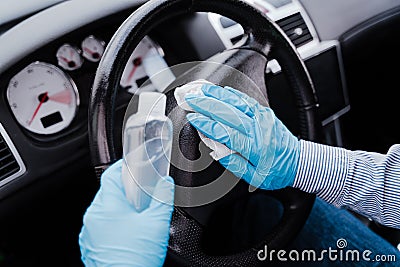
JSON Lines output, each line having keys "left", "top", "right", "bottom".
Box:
{"left": 185, "top": 84, "right": 300, "bottom": 190}
{"left": 79, "top": 159, "right": 174, "bottom": 267}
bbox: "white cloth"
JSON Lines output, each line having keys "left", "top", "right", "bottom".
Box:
{"left": 174, "top": 80, "right": 233, "bottom": 160}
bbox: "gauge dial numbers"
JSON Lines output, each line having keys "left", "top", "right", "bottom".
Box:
{"left": 7, "top": 62, "right": 80, "bottom": 135}
{"left": 81, "top": 35, "right": 105, "bottom": 62}
{"left": 56, "top": 44, "right": 83, "bottom": 71}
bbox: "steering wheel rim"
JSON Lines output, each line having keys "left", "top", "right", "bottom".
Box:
{"left": 89, "top": 0, "right": 322, "bottom": 266}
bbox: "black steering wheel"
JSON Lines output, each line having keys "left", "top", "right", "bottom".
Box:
{"left": 89, "top": 0, "right": 322, "bottom": 266}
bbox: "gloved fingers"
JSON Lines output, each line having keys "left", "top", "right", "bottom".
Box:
{"left": 219, "top": 154, "right": 266, "bottom": 190}
{"left": 200, "top": 83, "right": 257, "bottom": 117}
{"left": 92, "top": 159, "right": 139, "bottom": 214}
{"left": 187, "top": 113, "right": 253, "bottom": 159}
{"left": 149, "top": 176, "right": 175, "bottom": 212}
{"left": 224, "top": 85, "right": 264, "bottom": 109}
{"left": 185, "top": 94, "right": 253, "bottom": 135}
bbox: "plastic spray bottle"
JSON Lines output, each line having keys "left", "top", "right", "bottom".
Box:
{"left": 122, "top": 92, "right": 173, "bottom": 212}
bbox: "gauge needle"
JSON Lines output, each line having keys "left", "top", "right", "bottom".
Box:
{"left": 126, "top": 57, "right": 142, "bottom": 83}
{"left": 59, "top": 56, "right": 70, "bottom": 64}
{"left": 28, "top": 92, "right": 48, "bottom": 126}
{"left": 83, "top": 47, "right": 94, "bottom": 55}
{"left": 49, "top": 90, "right": 72, "bottom": 105}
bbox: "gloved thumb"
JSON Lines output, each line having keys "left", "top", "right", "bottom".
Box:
{"left": 149, "top": 176, "right": 175, "bottom": 210}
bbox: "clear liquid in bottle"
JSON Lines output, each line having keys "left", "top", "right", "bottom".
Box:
{"left": 122, "top": 92, "right": 173, "bottom": 212}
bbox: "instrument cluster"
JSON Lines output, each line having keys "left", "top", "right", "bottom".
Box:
{"left": 5, "top": 35, "right": 171, "bottom": 136}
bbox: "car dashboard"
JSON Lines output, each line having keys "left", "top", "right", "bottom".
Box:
{"left": 0, "top": 0, "right": 400, "bottom": 264}
{"left": 0, "top": 0, "right": 351, "bottom": 196}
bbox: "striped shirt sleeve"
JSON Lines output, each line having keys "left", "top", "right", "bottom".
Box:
{"left": 293, "top": 140, "right": 400, "bottom": 229}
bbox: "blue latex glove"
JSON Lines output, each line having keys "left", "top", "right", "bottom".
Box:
{"left": 79, "top": 159, "right": 174, "bottom": 267}
{"left": 185, "top": 84, "right": 300, "bottom": 190}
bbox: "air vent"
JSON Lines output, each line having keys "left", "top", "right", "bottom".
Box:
{"left": 276, "top": 12, "right": 313, "bottom": 48}
{"left": 230, "top": 34, "right": 245, "bottom": 45}
{"left": 0, "top": 130, "right": 21, "bottom": 182}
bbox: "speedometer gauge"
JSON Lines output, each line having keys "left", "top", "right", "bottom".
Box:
{"left": 7, "top": 62, "right": 79, "bottom": 135}
{"left": 120, "top": 36, "right": 175, "bottom": 94}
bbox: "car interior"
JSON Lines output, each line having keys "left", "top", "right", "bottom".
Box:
{"left": 0, "top": 0, "right": 399, "bottom": 266}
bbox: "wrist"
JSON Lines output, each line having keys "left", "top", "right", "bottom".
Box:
{"left": 287, "top": 139, "right": 300, "bottom": 186}
{"left": 267, "top": 132, "right": 300, "bottom": 189}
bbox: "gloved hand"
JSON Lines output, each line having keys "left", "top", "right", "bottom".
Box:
{"left": 79, "top": 159, "right": 175, "bottom": 267}
{"left": 185, "top": 84, "right": 300, "bottom": 190}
